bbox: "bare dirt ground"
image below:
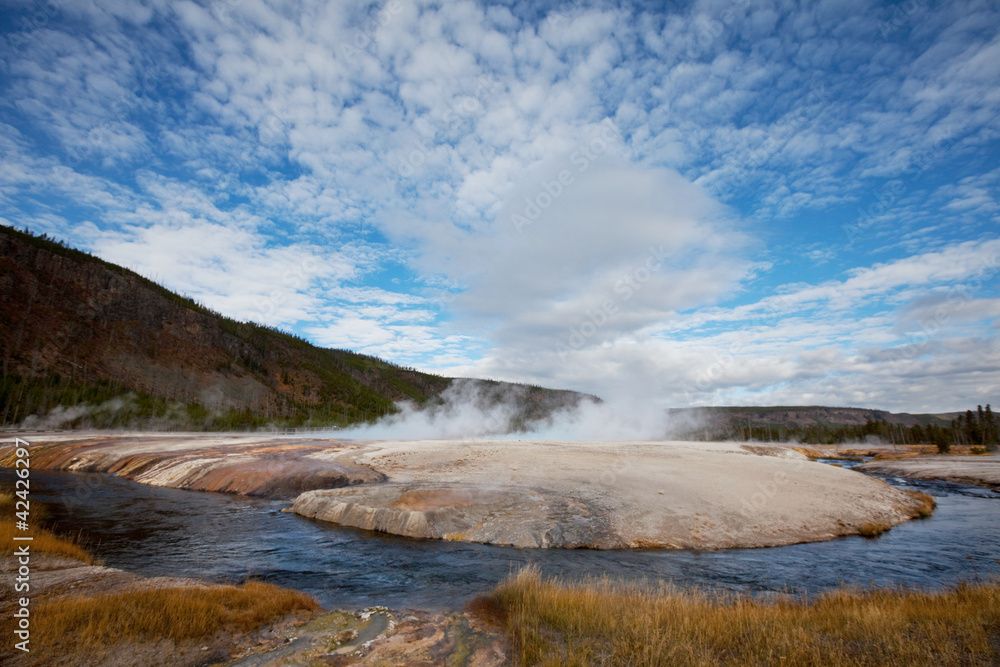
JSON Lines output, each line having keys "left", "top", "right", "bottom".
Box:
{"left": 293, "top": 439, "right": 929, "bottom": 549}
{"left": 858, "top": 455, "right": 1000, "bottom": 490}
{"left": 224, "top": 608, "right": 506, "bottom": 667}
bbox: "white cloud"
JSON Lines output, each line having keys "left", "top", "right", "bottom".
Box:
{"left": 87, "top": 219, "right": 356, "bottom": 325}
{"left": 447, "top": 159, "right": 753, "bottom": 347}
{"left": 2, "top": 0, "right": 998, "bottom": 415}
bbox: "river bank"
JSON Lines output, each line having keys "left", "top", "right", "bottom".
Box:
{"left": 3, "top": 460, "right": 999, "bottom": 665}
{"left": 0, "top": 486, "right": 503, "bottom": 666}
{"left": 0, "top": 490, "right": 320, "bottom": 667}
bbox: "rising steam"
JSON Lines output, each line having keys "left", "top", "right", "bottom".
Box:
{"left": 335, "top": 378, "right": 702, "bottom": 440}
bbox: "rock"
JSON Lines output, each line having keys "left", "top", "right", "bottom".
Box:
{"left": 293, "top": 484, "right": 616, "bottom": 548}
{"left": 290, "top": 439, "right": 929, "bottom": 549}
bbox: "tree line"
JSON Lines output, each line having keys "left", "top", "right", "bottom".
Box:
{"left": 939, "top": 405, "right": 999, "bottom": 453}
{"left": 698, "top": 404, "right": 999, "bottom": 452}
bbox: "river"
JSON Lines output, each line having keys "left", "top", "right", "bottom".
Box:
{"left": 6, "top": 461, "right": 998, "bottom": 611}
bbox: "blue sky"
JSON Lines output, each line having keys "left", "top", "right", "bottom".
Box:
{"left": 1, "top": 0, "right": 998, "bottom": 412}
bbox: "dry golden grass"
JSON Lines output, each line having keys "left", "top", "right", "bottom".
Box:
{"left": 837, "top": 449, "right": 880, "bottom": 457}
{"left": 2, "top": 581, "right": 320, "bottom": 665}
{"left": 485, "top": 566, "right": 1000, "bottom": 666}
{"left": 854, "top": 445, "right": 995, "bottom": 458}
{"left": 0, "top": 491, "right": 94, "bottom": 563}
{"left": 872, "top": 452, "right": 924, "bottom": 460}
{"left": 857, "top": 522, "right": 891, "bottom": 538}
{"left": 32, "top": 581, "right": 318, "bottom": 648}
{"left": 904, "top": 489, "right": 937, "bottom": 519}
{"left": 788, "top": 447, "right": 863, "bottom": 462}
{"left": 789, "top": 446, "right": 826, "bottom": 459}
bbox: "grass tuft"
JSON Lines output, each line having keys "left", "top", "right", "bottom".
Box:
{"left": 489, "top": 566, "right": 1000, "bottom": 666}
{"left": 789, "top": 446, "right": 825, "bottom": 459}
{"left": 905, "top": 489, "right": 937, "bottom": 518}
{"left": 0, "top": 491, "right": 94, "bottom": 563}
{"left": 857, "top": 522, "right": 892, "bottom": 538}
{"left": 1, "top": 581, "right": 320, "bottom": 665}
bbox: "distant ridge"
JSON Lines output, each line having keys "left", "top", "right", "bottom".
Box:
{"left": 0, "top": 225, "right": 592, "bottom": 430}
{"left": 670, "top": 405, "right": 960, "bottom": 444}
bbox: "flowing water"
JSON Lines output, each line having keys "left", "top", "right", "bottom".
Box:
{"left": 6, "top": 461, "right": 998, "bottom": 611}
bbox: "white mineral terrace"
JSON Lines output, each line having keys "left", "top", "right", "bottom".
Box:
{"left": 2, "top": 433, "right": 929, "bottom": 549}
{"left": 291, "top": 439, "right": 927, "bottom": 549}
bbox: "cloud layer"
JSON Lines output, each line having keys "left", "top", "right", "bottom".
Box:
{"left": 2, "top": 0, "right": 999, "bottom": 413}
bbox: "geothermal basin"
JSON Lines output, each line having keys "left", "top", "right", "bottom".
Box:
{"left": 2, "top": 434, "right": 929, "bottom": 550}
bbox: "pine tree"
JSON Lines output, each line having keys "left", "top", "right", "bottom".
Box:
{"left": 964, "top": 410, "right": 979, "bottom": 446}
{"left": 986, "top": 404, "right": 999, "bottom": 451}
{"left": 931, "top": 423, "right": 951, "bottom": 453}
{"left": 977, "top": 405, "right": 986, "bottom": 445}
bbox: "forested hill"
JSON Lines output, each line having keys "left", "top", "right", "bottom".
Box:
{"left": 671, "top": 405, "right": 973, "bottom": 445}
{"left": 0, "top": 225, "right": 591, "bottom": 430}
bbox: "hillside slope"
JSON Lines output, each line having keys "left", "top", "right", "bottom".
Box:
{"left": 0, "top": 225, "right": 589, "bottom": 430}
